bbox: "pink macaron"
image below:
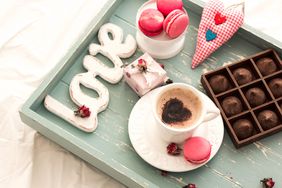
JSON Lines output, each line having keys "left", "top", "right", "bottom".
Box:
{"left": 157, "top": 0, "right": 183, "bottom": 16}
{"left": 138, "top": 9, "right": 164, "bottom": 37}
{"left": 163, "top": 9, "right": 189, "bottom": 39}
{"left": 183, "top": 137, "right": 211, "bottom": 164}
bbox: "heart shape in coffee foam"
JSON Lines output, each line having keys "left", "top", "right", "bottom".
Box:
{"left": 162, "top": 98, "right": 192, "bottom": 124}
{"left": 191, "top": 0, "right": 244, "bottom": 69}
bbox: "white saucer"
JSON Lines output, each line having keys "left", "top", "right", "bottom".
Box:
{"left": 128, "top": 88, "right": 224, "bottom": 172}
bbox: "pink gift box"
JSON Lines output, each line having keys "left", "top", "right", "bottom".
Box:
{"left": 123, "top": 53, "right": 168, "bottom": 96}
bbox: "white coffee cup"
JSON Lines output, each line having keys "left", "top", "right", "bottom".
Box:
{"left": 153, "top": 83, "right": 220, "bottom": 143}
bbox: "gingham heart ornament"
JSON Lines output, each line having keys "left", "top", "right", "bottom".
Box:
{"left": 191, "top": 0, "right": 244, "bottom": 69}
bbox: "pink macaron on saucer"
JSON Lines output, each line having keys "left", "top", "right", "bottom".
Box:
{"left": 184, "top": 137, "right": 212, "bottom": 164}
{"left": 135, "top": 0, "right": 189, "bottom": 59}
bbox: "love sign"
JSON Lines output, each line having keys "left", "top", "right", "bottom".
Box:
{"left": 44, "top": 23, "right": 137, "bottom": 132}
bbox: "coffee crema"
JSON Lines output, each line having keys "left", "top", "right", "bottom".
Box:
{"left": 157, "top": 88, "right": 202, "bottom": 128}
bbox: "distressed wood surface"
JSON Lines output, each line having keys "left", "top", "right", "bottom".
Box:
{"left": 27, "top": 0, "right": 282, "bottom": 187}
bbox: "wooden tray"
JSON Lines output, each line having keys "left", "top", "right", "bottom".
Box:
{"left": 20, "top": 0, "right": 282, "bottom": 187}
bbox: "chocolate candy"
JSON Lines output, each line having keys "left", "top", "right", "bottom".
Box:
{"left": 269, "top": 78, "right": 282, "bottom": 98}
{"left": 257, "top": 110, "right": 279, "bottom": 130}
{"left": 245, "top": 87, "right": 266, "bottom": 107}
{"left": 233, "top": 119, "right": 254, "bottom": 140}
{"left": 209, "top": 75, "right": 230, "bottom": 93}
{"left": 201, "top": 49, "right": 282, "bottom": 148}
{"left": 221, "top": 96, "right": 243, "bottom": 116}
{"left": 256, "top": 58, "right": 277, "bottom": 76}
{"left": 233, "top": 68, "right": 253, "bottom": 85}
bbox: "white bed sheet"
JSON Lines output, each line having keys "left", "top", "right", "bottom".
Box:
{"left": 0, "top": 0, "right": 281, "bottom": 188}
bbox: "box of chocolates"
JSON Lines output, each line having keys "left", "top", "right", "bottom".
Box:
{"left": 201, "top": 49, "right": 282, "bottom": 148}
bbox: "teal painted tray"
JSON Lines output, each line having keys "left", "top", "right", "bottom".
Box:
{"left": 20, "top": 0, "right": 282, "bottom": 187}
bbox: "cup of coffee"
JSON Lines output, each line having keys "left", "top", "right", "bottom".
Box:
{"left": 153, "top": 83, "right": 219, "bottom": 143}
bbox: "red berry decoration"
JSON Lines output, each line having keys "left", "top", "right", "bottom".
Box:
{"left": 137, "top": 58, "right": 147, "bottom": 72}
{"left": 261, "top": 178, "right": 275, "bottom": 188}
{"left": 74, "top": 105, "right": 91, "bottom": 118}
{"left": 167, "top": 143, "right": 182, "bottom": 155}
{"left": 183, "top": 183, "right": 196, "bottom": 188}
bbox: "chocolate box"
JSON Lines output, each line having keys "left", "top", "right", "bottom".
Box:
{"left": 201, "top": 49, "right": 282, "bottom": 148}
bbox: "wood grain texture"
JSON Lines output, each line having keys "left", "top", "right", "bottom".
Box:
{"left": 20, "top": 0, "right": 282, "bottom": 187}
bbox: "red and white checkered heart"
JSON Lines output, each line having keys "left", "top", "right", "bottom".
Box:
{"left": 191, "top": 0, "right": 244, "bottom": 69}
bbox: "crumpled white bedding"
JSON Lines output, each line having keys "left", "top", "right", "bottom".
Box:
{"left": 0, "top": 0, "right": 281, "bottom": 188}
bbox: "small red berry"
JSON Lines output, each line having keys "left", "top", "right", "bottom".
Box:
{"left": 167, "top": 143, "right": 182, "bottom": 155}
{"left": 74, "top": 105, "right": 91, "bottom": 118}
{"left": 137, "top": 59, "right": 147, "bottom": 72}
{"left": 138, "top": 58, "right": 146, "bottom": 66}
{"left": 261, "top": 178, "right": 275, "bottom": 188}
{"left": 183, "top": 183, "right": 196, "bottom": 188}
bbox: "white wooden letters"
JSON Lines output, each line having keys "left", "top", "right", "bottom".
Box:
{"left": 44, "top": 23, "right": 136, "bottom": 132}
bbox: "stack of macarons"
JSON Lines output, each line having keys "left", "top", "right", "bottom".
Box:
{"left": 138, "top": 0, "right": 189, "bottom": 39}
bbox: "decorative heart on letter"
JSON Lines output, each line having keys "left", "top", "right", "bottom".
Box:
{"left": 206, "top": 29, "right": 217, "bottom": 41}
{"left": 214, "top": 12, "right": 226, "bottom": 25}
{"left": 191, "top": 0, "right": 244, "bottom": 69}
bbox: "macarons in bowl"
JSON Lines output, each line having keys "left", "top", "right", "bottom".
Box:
{"left": 136, "top": 0, "right": 189, "bottom": 59}
{"left": 138, "top": 9, "right": 164, "bottom": 37}
{"left": 163, "top": 9, "right": 189, "bottom": 39}
{"left": 157, "top": 0, "right": 183, "bottom": 16}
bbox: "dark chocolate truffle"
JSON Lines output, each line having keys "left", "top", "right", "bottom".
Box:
{"left": 209, "top": 75, "right": 230, "bottom": 94}
{"left": 256, "top": 58, "right": 277, "bottom": 76}
{"left": 245, "top": 87, "right": 266, "bottom": 107}
{"left": 233, "top": 68, "right": 253, "bottom": 85}
{"left": 257, "top": 110, "right": 279, "bottom": 130}
{"left": 269, "top": 78, "right": 282, "bottom": 98}
{"left": 221, "top": 96, "right": 243, "bottom": 116}
{"left": 233, "top": 119, "right": 254, "bottom": 140}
